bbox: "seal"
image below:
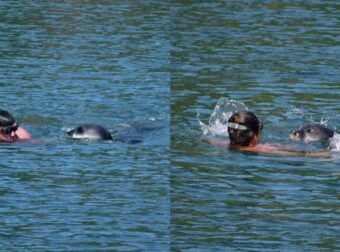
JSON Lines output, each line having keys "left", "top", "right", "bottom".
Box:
{"left": 289, "top": 123, "right": 334, "bottom": 143}
{"left": 67, "top": 124, "right": 113, "bottom": 141}
{"left": 66, "top": 119, "right": 165, "bottom": 143}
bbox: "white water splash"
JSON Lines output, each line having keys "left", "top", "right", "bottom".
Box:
{"left": 319, "top": 116, "right": 329, "bottom": 126}
{"left": 292, "top": 106, "right": 304, "bottom": 115}
{"left": 198, "top": 97, "right": 248, "bottom": 137}
{"left": 330, "top": 133, "right": 340, "bottom": 152}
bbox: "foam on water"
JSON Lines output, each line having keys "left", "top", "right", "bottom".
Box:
{"left": 330, "top": 133, "right": 340, "bottom": 152}
{"left": 308, "top": 116, "right": 334, "bottom": 128}
{"left": 198, "top": 97, "right": 248, "bottom": 137}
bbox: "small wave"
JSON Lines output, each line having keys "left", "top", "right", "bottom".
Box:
{"left": 292, "top": 107, "right": 304, "bottom": 115}
{"left": 285, "top": 106, "right": 338, "bottom": 128}
{"left": 198, "top": 97, "right": 248, "bottom": 137}
{"left": 61, "top": 126, "right": 76, "bottom": 134}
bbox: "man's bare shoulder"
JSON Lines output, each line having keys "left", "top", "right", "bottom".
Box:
{"left": 206, "top": 139, "right": 330, "bottom": 158}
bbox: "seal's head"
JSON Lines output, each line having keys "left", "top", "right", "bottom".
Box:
{"left": 289, "top": 124, "right": 334, "bottom": 143}
{"left": 67, "top": 124, "right": 113, "bottom": 141}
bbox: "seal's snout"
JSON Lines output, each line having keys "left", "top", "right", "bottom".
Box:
{"left": 290, "top": 130, "right": 298, "bottom": 136}
{"left": 289, "top": 130, "right": 301, "bottom": 141}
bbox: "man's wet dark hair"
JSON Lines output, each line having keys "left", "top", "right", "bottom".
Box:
{"left": 0, "top": 108, "right": 16, "bottom": 127}
{"left": 228, "top": 111, "right": 263, "bottom": 146}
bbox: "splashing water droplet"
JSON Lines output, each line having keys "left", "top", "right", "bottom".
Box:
{"left": 330, "top": 133, "right": 340, "bottom": 152}
{"left": 292, "top": 107, "right": 304, "bottom": 115}
{"left": 198, "top": 97, "right": 248, "bottom": 137}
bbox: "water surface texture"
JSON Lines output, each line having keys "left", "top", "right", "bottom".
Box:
{"left": 171, "top": 1, "right": 339, "bottom": 251}
{"left": 0, "top": 1, "right": 169, "bottom": 251}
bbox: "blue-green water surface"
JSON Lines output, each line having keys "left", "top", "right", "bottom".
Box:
{"left": 171, "top": 1, "right": 340, "bottom": 251}
{"left": 1, "top": 1, "right": 169, "bottom": 251}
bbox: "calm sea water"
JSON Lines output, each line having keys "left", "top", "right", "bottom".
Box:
{"left": 171, "top": 1, "right": 340, "bottom": 251}
{"left": 0, "top": 1, "right": 169, "bottom": 251}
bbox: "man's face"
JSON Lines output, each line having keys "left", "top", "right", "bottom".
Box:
{"left": 0, "top": 125, "right": 17, "bottom": 142}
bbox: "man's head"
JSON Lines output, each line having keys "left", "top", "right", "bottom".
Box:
{"left": 228, "top": 111, "right": 263, "bottom": 146}
{"left": 0, "top": 109, "right": 19, "bottom": 142}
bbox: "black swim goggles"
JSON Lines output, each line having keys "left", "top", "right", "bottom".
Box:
{"left": 0, "top": 121, "right": 19, "bottom": 135}
{"left": 227, "top": 121, "right": 263, "bottom": 131}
